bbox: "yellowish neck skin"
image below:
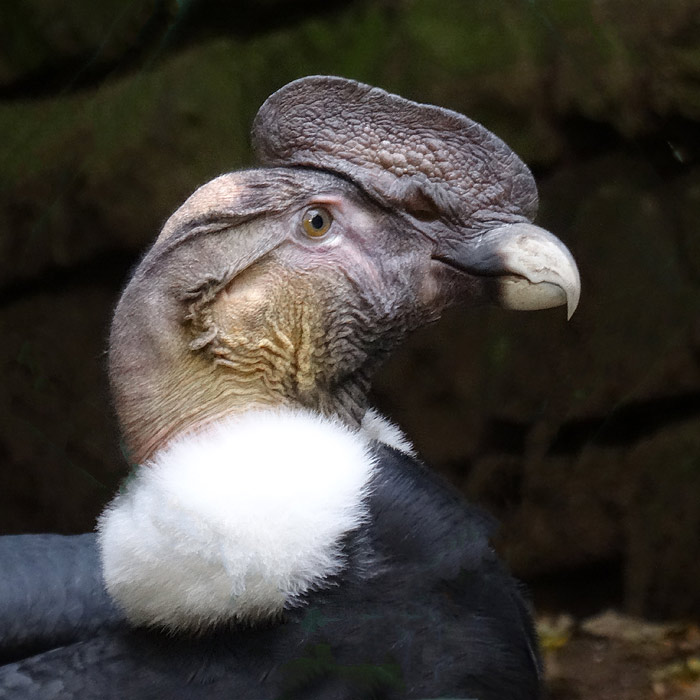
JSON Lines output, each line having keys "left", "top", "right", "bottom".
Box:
{"left": 117, "top": 321, "right": 371, "bottom": 465}
{"left": 113, "top": 263, "right": 376, "bottom": 465}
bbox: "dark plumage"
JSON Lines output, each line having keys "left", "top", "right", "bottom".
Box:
{"left": 0, "top": 76, "right": 580, "bottom": 699}
{"left": 1, "top": 448, "right": 538, "bottom": 699}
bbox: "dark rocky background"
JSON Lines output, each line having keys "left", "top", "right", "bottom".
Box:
{"left": 1, "top": 0, "right": 699, "bottom": 646}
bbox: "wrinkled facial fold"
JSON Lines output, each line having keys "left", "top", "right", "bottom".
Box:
{"left": 190, "top": 178, "right": 437, "bottom": 408}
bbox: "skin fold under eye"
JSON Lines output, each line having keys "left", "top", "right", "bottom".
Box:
{"left": 301, "top": 207, "right": 333, "bottom": 238}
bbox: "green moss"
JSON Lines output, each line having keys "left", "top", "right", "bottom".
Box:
{"left": 406, "top": 0, "right": 515, "bottom": 73}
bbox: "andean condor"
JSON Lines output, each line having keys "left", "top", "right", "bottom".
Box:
{"left": 0, "top": 76, "right": 580, "bottom": 700}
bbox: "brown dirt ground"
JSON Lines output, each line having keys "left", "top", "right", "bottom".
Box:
{"left": 540, "top": 613, "right": 700, "bottom": 700}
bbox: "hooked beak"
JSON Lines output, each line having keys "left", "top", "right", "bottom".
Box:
{"left": 433, "top": 222, "right": 581, "bottom": 319}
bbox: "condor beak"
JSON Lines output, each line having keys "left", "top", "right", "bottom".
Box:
{"left": 434, "top": 222, "right": 581, "bottom": 319}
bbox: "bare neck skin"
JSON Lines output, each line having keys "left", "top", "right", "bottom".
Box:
{"left": 110, "top": 260, "right": 381, "bottom": 465}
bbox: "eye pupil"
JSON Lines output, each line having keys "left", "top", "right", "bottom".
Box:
{"left": 302, "top": 207, "right": 333, "bottom": 238}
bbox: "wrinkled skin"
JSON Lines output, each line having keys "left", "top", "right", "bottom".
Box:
{"left": 110, "top": 78, "right": 579, "bottom": 464}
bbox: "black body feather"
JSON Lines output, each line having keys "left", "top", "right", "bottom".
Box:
{"left": 0, "top": 446, "right": 539, "bottom": 699}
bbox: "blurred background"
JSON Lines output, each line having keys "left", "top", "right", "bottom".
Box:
{"left": 1, "top": 1, "right": 699, "bottom": 696}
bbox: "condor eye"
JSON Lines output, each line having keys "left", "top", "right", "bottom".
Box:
{"left": 301, "top": 207, "right": 333, "bottom": 238}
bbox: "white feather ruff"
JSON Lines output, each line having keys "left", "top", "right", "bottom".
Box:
{"left": 360, "top": 409, "right": 415, "bottom": 456}
{"left": 98, "top": 409, "right": 379, "bottom": 632}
